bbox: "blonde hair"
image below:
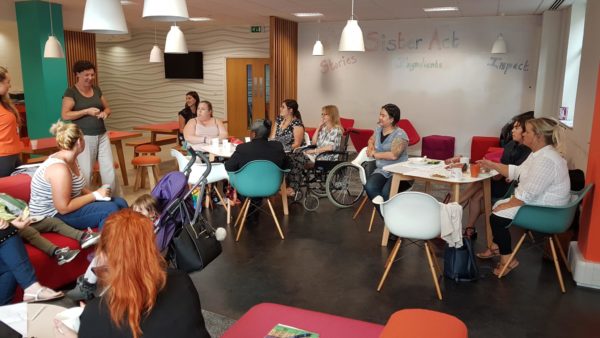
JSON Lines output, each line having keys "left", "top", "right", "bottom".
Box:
{"left": 132, "top": 194, "right": 159, "bottom": 217}
{"left": 0, "top": 66, "right": 19, "bottom": 126}
{"left": 525, "top": 117, "right": 565, "bottom": 155}
{"left": 50, "top": 120, "right": 84, "bottom": 150}
{"left": 322, "top": 105, "right": 342, "bottom": 131}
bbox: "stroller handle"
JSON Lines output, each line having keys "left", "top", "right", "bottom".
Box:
{"left": 184, "top": 147, "right": 212, "bottom": 185}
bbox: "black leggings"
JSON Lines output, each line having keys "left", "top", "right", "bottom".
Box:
{"left": 491, "top": 213, "right": 514, "bottom": 255}
{"left": 0, "top": 154, "right": 21, "bottom": 178}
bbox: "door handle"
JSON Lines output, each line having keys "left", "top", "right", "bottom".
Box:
{"left": 259, "top": 77, "right": 264, "bottom": 97}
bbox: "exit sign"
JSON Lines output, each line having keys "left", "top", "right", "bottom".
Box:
{"left": 251, "top": 26, "right": 262, "bottom": 33}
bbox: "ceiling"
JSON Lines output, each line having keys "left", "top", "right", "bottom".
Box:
{"left": 4, "top": 0, "right": 574, "bottom": 32}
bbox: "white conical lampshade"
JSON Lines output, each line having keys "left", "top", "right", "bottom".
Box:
{"left": 312, "top": 40, "right": 324, "bottom": 56}
{"left": 43, "top": 36, "right": 65, "bottom": 58}
{"left": 165, "top": 26, "right": 188, "bottom": 54}
{"left": 149, "top": 45, "right": 163, "bottom": 62}
{"left": 82, "top": 0, "right": 128, "bottom": 34}
{"left": 143, "top": 0, "right": 189, "bottom": 21}
{"left": 339, "top": 19, "right": 364, "bottom": 52}
{"left": 491, "top": 34, "right": 507, "bottom": 54}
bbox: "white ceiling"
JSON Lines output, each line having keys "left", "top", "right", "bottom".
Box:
{"left": 4, "top": 0, "right": 574, "bottom": 31}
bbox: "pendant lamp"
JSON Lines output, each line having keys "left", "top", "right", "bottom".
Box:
{"left": 43, "top": 1, "right": 64, "bottom": 58}
{"left": 312, "top": 20, "right": 324, "bottom": 56}
{"left": 491, "top": 34, "right": 507, "bottom": 54}
{"left": 165, "top": 24, "right": 188, "bottom": 54}
{"left": 82, "top": 0, "right": 128, "bottom": 34}
{"left": 149, "top": 26, "right": 164, "bottom": 62}
{"left": 143, "top": 0, "right": 189, "bottom": 22}
{"left": 339, "top": 0, "right": 365, "bottom": 52}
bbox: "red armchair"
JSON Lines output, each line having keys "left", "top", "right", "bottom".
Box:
{"left": 397, "top": 119, "right": 420, "bottom": 146}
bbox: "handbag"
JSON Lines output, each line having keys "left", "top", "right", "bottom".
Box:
{"left": 170, "top": 216, "right": 222, "bottom": 273}
{"left": 443, "top": 237, "right": 479, "bottom": 282}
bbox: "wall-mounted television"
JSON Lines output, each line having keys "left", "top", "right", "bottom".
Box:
{"left": 164, "top": 52, "right": 203, "bottom": 79}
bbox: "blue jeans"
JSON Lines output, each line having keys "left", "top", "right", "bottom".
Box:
{"left": 0, "top": 236, "right": 37, "bottom": 305}
{"left": 365, "top": 173, "right": 411, "bottom": 217}
{"left": 56, "top": 197, "right": 128, "bottom": 230}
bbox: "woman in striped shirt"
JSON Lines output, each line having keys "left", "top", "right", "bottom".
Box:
{"left": 29, "top": 122, "right": 127, "bottom": 230}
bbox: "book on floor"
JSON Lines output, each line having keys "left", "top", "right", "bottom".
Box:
{"left": 265, "top": 323, "right": 319, "bottom": 338}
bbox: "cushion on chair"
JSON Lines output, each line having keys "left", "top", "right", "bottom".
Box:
{"left": 397, "top": 119, "right": 420, "bottom": 146}
{"left": 132, "top": 155, "right": 161, "bottom": 166}
{"left": 471, "top": 136, "right": 500, "bottom": 162}
{"left": 135, "top": 144, "right": 161, "bottom": 153}
{"left": 305, "top": 127, "right": 317, "bottom": 139}
{"left": 340, "top": 117, "right": 355, "bottom": 131}
{"left": 421, "top": 135, "right": 455, "bottom": 160}
{"left": 484, "top": 146, "right": 504, "bottom": 163}
{"left": 380, "top": 309, "right": 468, "bottom": 338}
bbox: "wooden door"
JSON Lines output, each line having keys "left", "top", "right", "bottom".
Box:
{"left": 226, "top": 58, "right": 270, "bottom": 137}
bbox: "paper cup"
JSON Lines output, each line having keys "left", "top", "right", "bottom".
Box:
{"left": 211, "top": 138, "right": 219, "bottom": 148}
{"left": 244, "top": 137, "right": 251, "bottom": 143}
{"left": 470, "top": 163, "right": 480, "bottom": 177}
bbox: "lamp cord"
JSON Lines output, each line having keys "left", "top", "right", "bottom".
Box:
{"left": 48, "top": 1, "right": 54, "bottom": 36}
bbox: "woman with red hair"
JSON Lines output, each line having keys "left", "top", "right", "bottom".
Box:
{"left": 54, "top": 209, "right": 210, "bottom": 338}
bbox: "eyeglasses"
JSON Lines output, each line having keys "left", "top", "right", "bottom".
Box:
{"left": 321, "top": 113, "right": 328, "bottom": 116}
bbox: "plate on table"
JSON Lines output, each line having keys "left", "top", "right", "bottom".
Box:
{"left": 408, "top": 157, "right": 429, "bottom": 166}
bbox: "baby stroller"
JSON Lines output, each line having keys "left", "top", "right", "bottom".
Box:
{"left": 151, "top": 149, "right": 225, "bottom": 273}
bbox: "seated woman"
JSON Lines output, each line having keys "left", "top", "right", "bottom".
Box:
{"left": 54, "top": 210, "right": 211, "bottom": 338}
{"left": 450, "top": 113, "right": 533, "bottom": 239}
{"left": 477, "top": 118, "right": 570, "bottom": 275}
{"left": 183, "top": 100, "right": 228, "bottom": 145}
{"left": 304, "top": 105, "right": 343, "bottom": 161}
{"left": 364, "top": 104, "right": 411, "bottom": 216}
{"left": 177, "top": 91, "right": 199, "bottom": 144}
{"left": 28, "top": 121, "right": 128, "bottom": 230}
{"left": 0, "top": 217, "right": 63, "bottom": 304}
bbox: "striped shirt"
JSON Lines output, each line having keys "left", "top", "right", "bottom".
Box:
{"left": 29, "top": 157, "right": 86, "bottom": 217}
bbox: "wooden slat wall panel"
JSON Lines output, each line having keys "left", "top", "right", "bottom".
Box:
{"left": 64, "top": 30, "right": 97, "bottom": 87}
{"left": 269, "top": 16, "right": 297, "bottom": 119}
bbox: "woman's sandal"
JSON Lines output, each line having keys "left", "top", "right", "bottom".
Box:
{"left": 493, "top": 260, "right": 520, "bottom": 277}
{"left": 23, "top": 287, "right": 64, "bottom": 303}
{"left": 475, "top": 247, "right": 500, "bottom": 259}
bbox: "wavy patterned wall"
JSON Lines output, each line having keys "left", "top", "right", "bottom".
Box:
{"left": 96, "top": 26, "right": 269, "bottom": 130}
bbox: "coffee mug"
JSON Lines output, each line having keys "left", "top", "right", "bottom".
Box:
{"left": 470, "top": 163, "right": 480, "bottom": 178}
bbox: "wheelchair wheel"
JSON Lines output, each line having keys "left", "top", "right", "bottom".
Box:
{"left": 311, "top": 181, "right": 327, "bottom": 197}
{"left": 303, "top": 193, "right": 320, "bottom": 211}
{"left": 326, "top": 162, "right": 364, "bottom": 208}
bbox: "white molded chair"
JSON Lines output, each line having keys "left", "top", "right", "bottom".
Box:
{"left": 350, "top": 147, "right": 378, "bottom": 231}
{"left": 304, "top": 132, "right": 311, "bottom": 146}
{"left": 171, "top": 149, "right": 231, "bottom": 223}
{"left": 372, "top": 192, "right": 443, "bottom": 300}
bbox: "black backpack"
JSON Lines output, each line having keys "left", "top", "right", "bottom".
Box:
{"left": 443, "top": 237, "right": 479, "bottom": 282}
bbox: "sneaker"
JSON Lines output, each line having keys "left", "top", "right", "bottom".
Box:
{"left": 80, "top": 229, "right": 101, "bottom": 249}
{"left": 55, "top": 247, "right": 80, "bottom": 266}
{"left": 66, "top": 276, "right": 97, "bottom": 301}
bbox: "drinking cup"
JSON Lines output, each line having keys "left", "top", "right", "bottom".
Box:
{"left": 470, "top": 163, "right": 480, "bottom": 178}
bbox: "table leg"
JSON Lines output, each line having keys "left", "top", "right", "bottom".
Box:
{"left": 151, "top": 132, "right": 157, "bottom": 144}
{"left": 452, "top": 183, "right": 460, "bottom": 203}
{"left": 482, "top": 178, "right": 493, "bottom": 248}
{"left": 381, "top": 174, "right": 401, "bottom": 247}
{"left": 113, "top": 140, "right": 129, "bottom": 186}
{"left": 280, "top": 180, "right": 289, "bottom": 216}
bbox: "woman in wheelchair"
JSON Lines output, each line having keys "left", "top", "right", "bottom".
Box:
{"left": 477, "top": 117, "right": 570, "bottom": 276}
{"left": 364, "top": 104, "right": 411, "bottom": 217}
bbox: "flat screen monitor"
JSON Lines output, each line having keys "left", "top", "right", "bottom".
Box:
{"left": 164, "top": 52, "right": 203, "bottom": 79}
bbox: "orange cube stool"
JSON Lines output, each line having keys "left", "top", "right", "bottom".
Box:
{"left": 380, "top": 309, "right": 467, "bottom": 338}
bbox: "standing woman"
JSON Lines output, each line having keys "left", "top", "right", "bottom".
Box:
{"left": 183, "top": 100, "right": 228, "bottom": 145}
{"left": 0, "top": 66, "right": 23, "bottom": 177}
{"left": 364, "top": 104, "right": 411, "bottom": 216}
{"left": 177, "top": 91, "right": 199, "bottom": 144}
{"left": 270, "top": 99, "right": 304, "bottom": 152}
{"left": 61, "top": 60, "right": 120, "bottom": 195}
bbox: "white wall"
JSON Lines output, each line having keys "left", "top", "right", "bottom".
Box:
{"left": 97, "top": 26, "right": 269, "bottom": 130}
{"left": 0, "top": 19, "right": 23, "bottom": 93}
{"left": 298, "top": 16, "right": 541, "bottom": 156}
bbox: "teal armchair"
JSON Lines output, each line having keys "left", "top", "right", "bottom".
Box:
{"left": 228, "top": 160, "right": 290, "bottom": 241}
{"left": 497, "top": 184, "right": 594, "bottom": 293}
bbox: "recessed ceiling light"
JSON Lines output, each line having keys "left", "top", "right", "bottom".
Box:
{"left": 120, "top": 0, "right": 136, "bottom": 5}
{"left": 293, "top": 13, "right": 323, "bottom": 17}
{"left": 423, "top": 7, "right": 459, "bottom": 12}
{"left": 189, "top": 17, "right": 213, "bottom": 22}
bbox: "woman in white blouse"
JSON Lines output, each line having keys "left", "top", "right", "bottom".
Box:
{"left": 477, "top": 117, "right": 570, "bottom": 276}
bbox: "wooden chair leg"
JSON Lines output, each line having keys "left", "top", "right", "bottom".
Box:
{"left": 140, "top": 165, "right": 147, "bottom": 189}
{"left": 549, "top": 237, "right": 567, "bottom": 293}
{"left": 133, "top": 167, "right": 142, "bottom": 191}
{"left": 427, "top": 240, "right": 442, "bottom": 277}
{"left": 425, "top": 242, "right": 443, "bottom": 300}
{"left": 234, "top": 199, "right": 250, "bottom": 228}
{"left": 554, "top": 234, "right": 572, "bottom": 273}
{"left": 368, "top": 207, "right": 377, "bottom": 232}
{"left": 377, "top": 239, "right": 401, "bottom": 291}
{"left": 147, "top": 166, "right": 158, "bottom": 189}
{"left": 266, "top": 199, "right": 285, "bottom": 240}
{"left": 353, "top": 195, "right": 368, "bottom": 219}
{"left": 498, "top": 233, "right": 527, "bottom": 278}
{"left": 527, "top": 230, "right": 535, "bottom": 243}
{"left": 235, "top": 199, "right": 251, "bottom": 242}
